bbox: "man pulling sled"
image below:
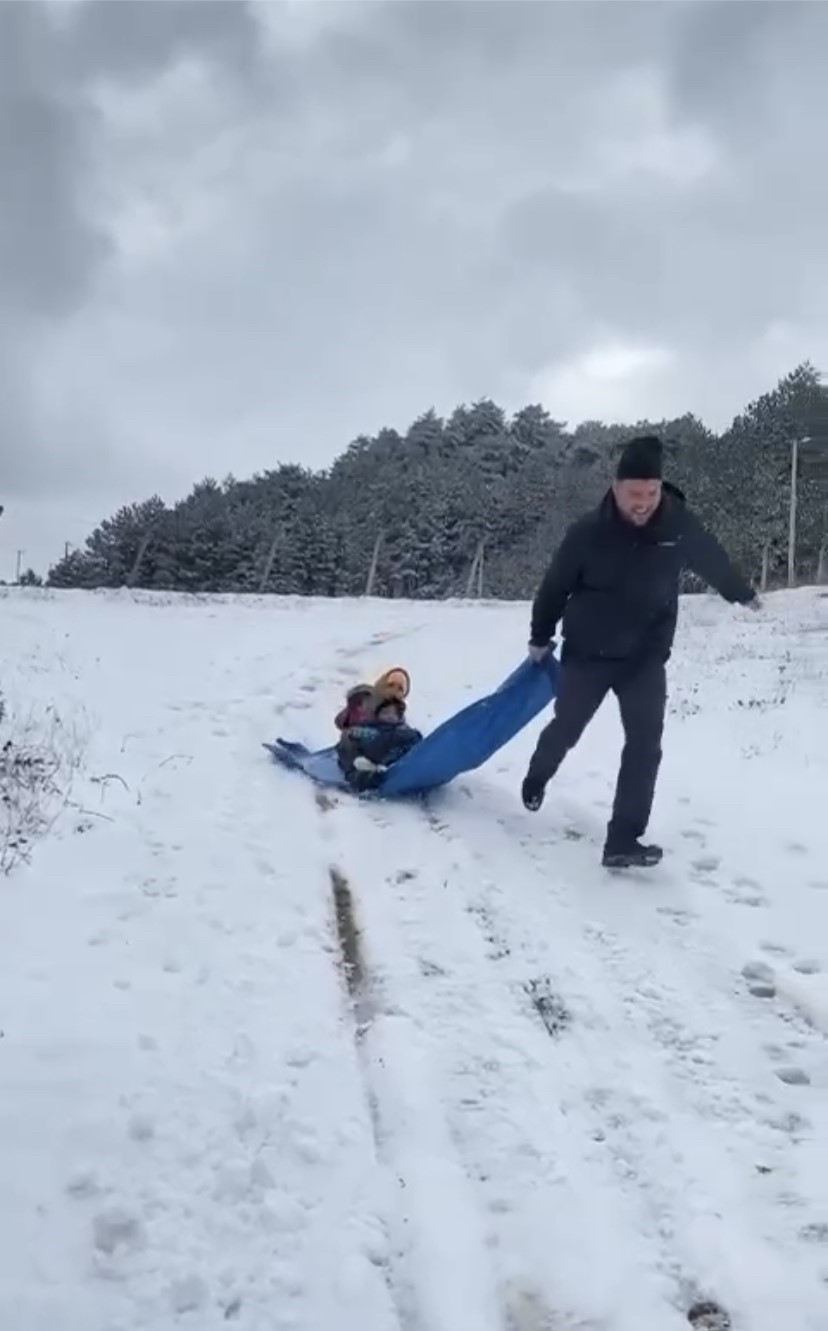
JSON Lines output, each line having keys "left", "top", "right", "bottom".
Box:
{"left": 521, "top": 435, "right": 759, "bottom": 870}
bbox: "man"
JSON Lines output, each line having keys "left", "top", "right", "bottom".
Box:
{"left": 522, "top": 434, "right": 758, "bottom": 869}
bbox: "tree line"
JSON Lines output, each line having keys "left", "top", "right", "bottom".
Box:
{"left": 44, "top": 362, "right": 828, "bottom": 600}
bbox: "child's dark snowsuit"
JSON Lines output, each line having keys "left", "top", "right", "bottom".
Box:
{"left": 336, "top": 701, "right": 422, "bottom": 792}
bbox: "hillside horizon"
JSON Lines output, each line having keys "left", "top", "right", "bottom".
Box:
{"left": 7, "top": 362, "right": 827, "bottom": 603}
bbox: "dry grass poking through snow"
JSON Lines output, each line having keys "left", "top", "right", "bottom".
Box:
{"left": 0, "top": 692, "right": 85, "bottom": 875}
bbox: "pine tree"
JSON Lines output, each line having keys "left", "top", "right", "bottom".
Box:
{"left": 45, "top": 365, "right": 827, "bottom": 600}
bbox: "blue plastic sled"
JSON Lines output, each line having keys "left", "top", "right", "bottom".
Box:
{"left": 264, "top": 654, "right": 558, "bottom": 798}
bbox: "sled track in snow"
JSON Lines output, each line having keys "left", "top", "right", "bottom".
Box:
{"left": 325, "top": 793, "right": 660, "bottom": 1331}
{"left": 327, "top": 854, "right": 540, "bottom": 1331}
{"left": 330, "top": 864, "right": 369, "bottom": 1022}
{"left": 321, "top": 803, "right": 578, "bottom": 1331}
{"left": 326, "top": 861, "right": 418, "bottom": 1331}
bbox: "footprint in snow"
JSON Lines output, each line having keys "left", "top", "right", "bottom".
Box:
{"left": 764, "top": 1042, "right": 787, "bottom": 1064}
{"left": 687, "top": 1299, "right": 731, "bottom": 1330}
{"left": 525, "top": 977, "right": 571, "bottom": 1038}
{"left": 765, "top": 1108, "right": 812, "bottom": 1137}
{"left": 140, "top": 878, "right": 178, "bottom": 899}
{"left": 775, "top": 1066, "right": 811, "bottom": 1086}
{"left": 418, "top": 957, "right": 447, "bottom": 978}
{"left": 726, "top": 880, "right": 767, "bottom": 906}
{"left": 741, "top": 960, "right": 776, "bottom": 999}
{"left": 793, "top": 957, "right": 822, "bottom": 974}
{"left": 169, "top": 1274, "right": 208, "bottom": 1314}
{"left": 691, "top": 855, "right": 721, "bottom": 875}
{"left": 799, "top": 1221, "right": 828, "bottom": 1244}
{"left": 784, "top": 840, "right": 810, "bottom": 856}
{"left": 681, "top": 827, "right": 706, "bottom": 843}
{"left": 759, "top": 939, "right": 793, "bottom": 957}
{"left": 734, "top": 873, "right": 762, "bottom": 891}
{"left": 563, "top": 826, "right": 584, "bottom": 841}
{"left": 128, "top": 1112, "right": 155, "bottom": 1142}
{"left": 500, "top": 1279, "right": 565, "bottom": 1330}
{"left": 730, "top": 891, "right": 767, "bottom": 909}
{"left": 92, "top": 1207, "right": 146, "bottom": 1257}
{"left": 66, "top": 1168, "right": 103, "bottom": 1199}
{"left": 656, "top": 904, "right": 698, "bottom": 926}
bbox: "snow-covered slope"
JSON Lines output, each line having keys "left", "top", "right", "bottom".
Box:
{"left": 1, "top": 585, "right": 827, "bottom": 1331}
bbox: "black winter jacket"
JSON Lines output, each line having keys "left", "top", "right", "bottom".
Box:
{"left": 530, "top": 483, "right": 755, "bottom": 664}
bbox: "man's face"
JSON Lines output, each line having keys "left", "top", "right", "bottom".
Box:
{"left": 612, "top": 478, "right": 662, "bottom": 526}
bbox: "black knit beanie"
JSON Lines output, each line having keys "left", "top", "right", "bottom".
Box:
{"left": 616, "top": 435, "right": 664, "bottom": 481}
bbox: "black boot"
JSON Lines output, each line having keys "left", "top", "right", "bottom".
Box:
{"left": 602, "top": 837, "right": 663, "bottom": 869}
{"left": 521, "top": 774, "right": 546, "bottom": 812}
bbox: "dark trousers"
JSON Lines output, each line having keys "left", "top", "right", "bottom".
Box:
{"left": 527, "top": 656, "right": 667, "bottom": 845}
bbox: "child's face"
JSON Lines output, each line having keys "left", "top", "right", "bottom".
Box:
{"left": 349, "top": 691, "right": 373, "bottom": 722}
{"left": 380, "top": 669, "right": 409, "bottom": 700}
{"left": 376, "top": 701, "right": 403, "bottom": 723}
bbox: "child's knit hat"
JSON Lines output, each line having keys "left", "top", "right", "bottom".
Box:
{"left": 373, "top": 666, "right": 410, "bottom": 701}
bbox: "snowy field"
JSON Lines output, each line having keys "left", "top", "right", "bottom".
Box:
{"left": 1, "top": 584, "right": 828, "bottom": 1331}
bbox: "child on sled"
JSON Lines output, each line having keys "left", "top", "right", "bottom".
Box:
{"left": 334, "top": 668, "right": 421, "bottom": 792}
{"left": 333, "top": 667, "right": 411, "bottom": 732}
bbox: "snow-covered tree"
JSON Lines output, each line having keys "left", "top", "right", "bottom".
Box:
{"left": 46, "top": 365, "right": 828, "bottom": 599}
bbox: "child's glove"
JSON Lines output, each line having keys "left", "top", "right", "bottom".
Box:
{"left": 353, "top": 756, "right": 388, "bottom": 775}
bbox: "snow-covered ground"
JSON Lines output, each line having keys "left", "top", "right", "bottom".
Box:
{"left": 1, "top": 585, "right": 827, "bottom": 1331}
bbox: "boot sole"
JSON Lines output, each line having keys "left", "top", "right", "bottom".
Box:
{"left": 602, "top": 853, "right": 663, "bottom": 870}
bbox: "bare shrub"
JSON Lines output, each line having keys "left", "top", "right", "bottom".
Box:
{"left": 0, "top": 693, "right": 85, "bottom": 876}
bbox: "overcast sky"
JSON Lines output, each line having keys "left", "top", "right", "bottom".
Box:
{"left": 2, "top": 0, "right": 827, "bottom": 577}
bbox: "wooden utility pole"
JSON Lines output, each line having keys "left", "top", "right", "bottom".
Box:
{"left": 365, "top": 532, "right": 383, "bottom": 597}
{"left": 258, "top": 535, "right": 279, "bottom": 594}
{"left": 15, "top": 549, "right": 23, "bottom": 583}
{"left": 465, "top": 539, "right": 485, "bottom": 598}
{"left": 127, "top": 529, "right": 154, "bottom": 588}
{"left": 760, "top": 543, "right": 770, "bottom": 594}
{"left": 787, "top": 435, "right": 800, "bottom": 589}
{"left": 790, "top": 370, "right": 828, "bottom": 588}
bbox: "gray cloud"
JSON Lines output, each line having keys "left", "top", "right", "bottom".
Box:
{"left": 63, "top": 0, "right": 264, "bottom": 85}
{"left": 0, "top": 0, "right": 264, "bottom": 504}
{"left": 0, "top": 2, "right": 105, "bottom": 319}
{"left": 1, "top": 0, "right": 827, "bottom": 575}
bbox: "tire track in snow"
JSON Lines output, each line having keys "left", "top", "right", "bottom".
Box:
{"left": 317, "top": 802, "right": 506, "bottom": 1331}
{"left": 325, "top": 794, "right": 680, "bottom": 1331}
{"left": 431, "top": 782, "right": 828, "bottom": 1331}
